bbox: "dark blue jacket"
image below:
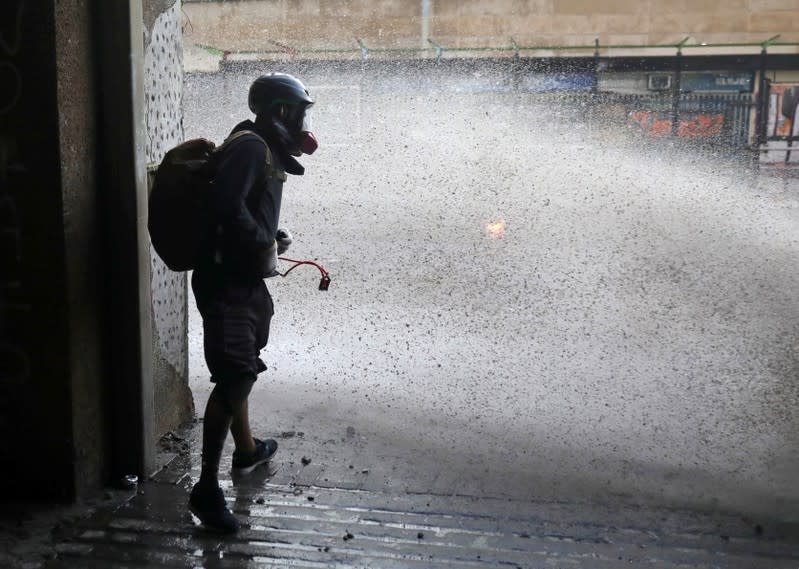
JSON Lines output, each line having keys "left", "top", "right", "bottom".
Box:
{"left": 202, "top": 120, "right": 302, "bottom": 279}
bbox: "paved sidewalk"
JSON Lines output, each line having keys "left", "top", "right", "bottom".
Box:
{"left": 17, "top": 421, "right": 798, "bottom": 569}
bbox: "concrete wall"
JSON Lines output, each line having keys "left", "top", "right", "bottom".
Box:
{"left": 0, "top": 1, "right": 85, "bottom": 501}
{"left": 182, "top": 0, "right": 799, "bottom": 57}
{"left": 56, "top": 0, "right": 106, "bottom": 499}
{"left": 143, "top": 0, "right": 194, "bottom": 438}
{"left": 0, "top": 0, "right": 190, "bottom": 501}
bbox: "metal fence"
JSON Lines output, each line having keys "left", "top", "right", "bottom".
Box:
{"left": 512, "top": 91, "right": 755, "bottom": 150}
{"left": 587, "top": 92, "right": 754, "bottom": 150}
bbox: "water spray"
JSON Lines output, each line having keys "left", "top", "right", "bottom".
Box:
{"left": 277, "top": 257, "right": 331, "bottom": 291}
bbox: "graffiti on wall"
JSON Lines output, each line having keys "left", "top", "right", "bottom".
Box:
{"left": 628, "top": 111, "right": 725, "bottom": 138}
{"left": 0, "top": 0, "right": 31, "bottom": 385}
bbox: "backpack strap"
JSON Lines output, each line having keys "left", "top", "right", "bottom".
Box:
{"left": 218, "top": 130, "right": 287, "bottom": 181}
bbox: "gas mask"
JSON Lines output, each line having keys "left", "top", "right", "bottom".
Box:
{"left": 273, "top": 103, "right": 318, "bottom": 157}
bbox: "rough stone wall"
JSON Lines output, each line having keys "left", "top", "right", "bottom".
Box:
{"left": 143, "top": 0, "right": 194, "bottom": 436}
{"left": 56, "top": 0, "right": 105, "bottom": 498}
{"left": 0, "top": 0, "right": 77, "bottom": 500}
{"left": 181, "top": 0, "right": 799, "bottom": 55}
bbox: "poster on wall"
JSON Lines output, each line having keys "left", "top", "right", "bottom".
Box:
{"left": 761, "top": 83, "right": 799, "bottom": 164}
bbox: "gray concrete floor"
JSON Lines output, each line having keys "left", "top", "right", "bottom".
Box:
{"left": 185, "top": 70, "right": 799, "bottom": 522}
{"left": 4, "top": 418, "right": 791, "bottom": 568}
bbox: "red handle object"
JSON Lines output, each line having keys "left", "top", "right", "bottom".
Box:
{"left": 277, "top": 257, "right": 331, "bottom": 291}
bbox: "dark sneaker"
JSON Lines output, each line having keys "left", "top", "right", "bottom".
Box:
{"left": 232, "top": 437, "right": 278, "bottom": 474}
{"left": 189, "top": 483, "right": 240, "bottom": 534}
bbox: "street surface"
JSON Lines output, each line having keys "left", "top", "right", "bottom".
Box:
{"left": 46, "top": 437, "right": 799, "bottom": 568}
{"left": 9, "top": 66, "right": 799, "bottom": 569}
{"left": 186, "top": 67, "right": 799, "bottom": 522}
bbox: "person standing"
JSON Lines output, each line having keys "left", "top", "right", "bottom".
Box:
{"left": 188, "top": 73, "right": 318, "bottom": 533}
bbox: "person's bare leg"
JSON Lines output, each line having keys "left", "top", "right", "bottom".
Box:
{"left": 231, "top": 397, "right": 256, "bottom": 455}
{"left": 197, "top": 387, "right": 233, "bottom": 489}
{"left": 190, "top": 384, "right": 240, "bottom": 533}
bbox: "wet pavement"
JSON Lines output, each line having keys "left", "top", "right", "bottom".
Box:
{"left": 8, "top": 65, "right": 799, "bottom": 568}
{"left": 184, "top": 67, "right": 799, "bottom": 522}
{"left": 29, "top": 422, "right": 799, "bottom": 568}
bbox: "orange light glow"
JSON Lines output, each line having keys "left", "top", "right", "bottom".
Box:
{"left": 486, "top": 220, "right": 505, "bottom": 239}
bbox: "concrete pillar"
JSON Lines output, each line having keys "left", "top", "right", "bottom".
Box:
{"left": 421, "top": 0, "right": 431, "bottom": 50}
{"left": 0, "top": 0, "right": 77, "bottom": 500}
{"left": 94, "top": 0, "right": 156, "bottom": 483}
{"left": 0, "top": 0, "right": 157, "bottom": 500}
{"left": 143, "top": 1, "right": 194, "bottom": 438}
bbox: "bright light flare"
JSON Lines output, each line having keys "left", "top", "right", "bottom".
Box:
{"left": 486, "top": 219, "right": 506, "bottom": 239}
